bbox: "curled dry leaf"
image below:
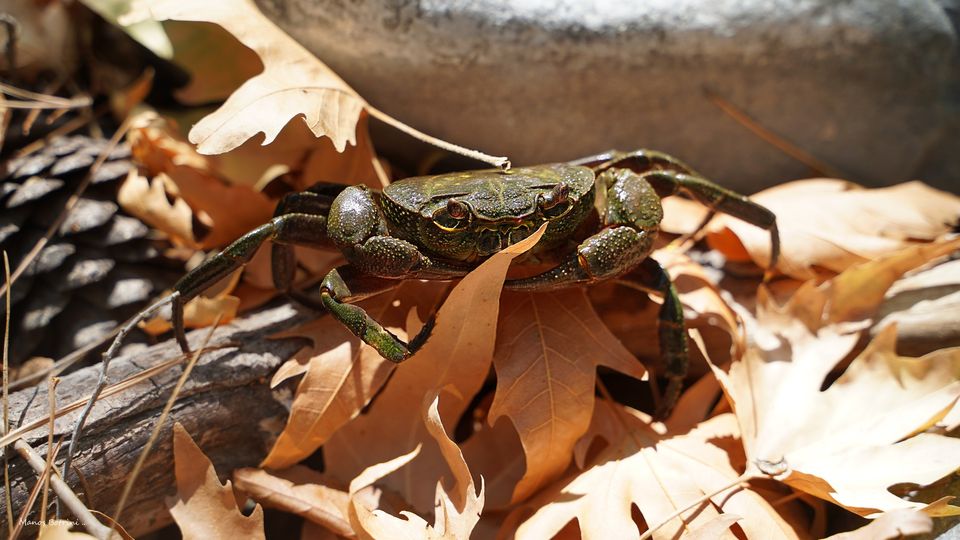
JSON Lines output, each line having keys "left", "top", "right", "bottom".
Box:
{"left": 143, "top": 0, "right": 364, "bottom": 154}
{"left": 690, "top": 179, "right": 960, "bottom": 279}
{"left": 128, "top": 111, "right": 276, "bottom": 248}
{"left": 262, "top": 281, "right": 447, "bottom": 469}
{"left": 167, "top": 423, "right": 266, "bottom": 540}
{"left": 118, "top": 170, "right": 204, "bottom": 248}
{"left": 491, "top": 289, "right": 645, "bottom": 503}
{"left": 508, "top": 404, "right": 802, "bottom": 540}
{"left": 347, "top": 392, "right": 484, "bottom": 540}
{"left": 233, "top": 466, "right": 353, "bottom": 538}
{"left": 874, "top": 258, "right": 960, "bottom": 357}
{"left": 324, "top": 226, "right": 546, "bottom": 511}
{"left": 711, "top": 240, "right": 960, "bottom": 516}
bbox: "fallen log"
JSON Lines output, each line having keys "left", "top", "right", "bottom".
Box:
{"left": 0, "top": 302, "right": 311, "bottom": 537}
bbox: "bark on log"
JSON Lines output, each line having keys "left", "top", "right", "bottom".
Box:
{"left": 0, "top": 302, "right": 312, "bottom": 537}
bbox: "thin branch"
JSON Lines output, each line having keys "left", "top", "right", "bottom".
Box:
{"left": 704, "top": 88, "right": 849, "bottom": 180}
{"left": 39, "top": 377, "right": 59, "bottom": 524}
{"left": 0, "top": 82, "right": 87, "bottom": 106}
{"left": 9, "top": 438, "right": 114, "bottom": 539}
{"left": 364, "top": 105, "right": 511, "bottom": 170}
{"left": 61, "top": 293, "right": 178, "bottom": 491}
{"left": 10, "top": 444, "right": 50, "bottom": 540}
{"left": 3, "top": 251, "right": 13, "bottom": 534}
{"left": 0, "top": 99, "right": 93, "bottom": 110}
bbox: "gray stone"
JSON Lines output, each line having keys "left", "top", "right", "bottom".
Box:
{"left": 259, "top": 0, "right": 960, "bottom": 192}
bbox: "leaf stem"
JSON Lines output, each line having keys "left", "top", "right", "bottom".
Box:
{"left": 638, "top": 470, "right": 757, "bottom": 540}
{"left": 364, "top": 105, "right": 511, "bottom": 170}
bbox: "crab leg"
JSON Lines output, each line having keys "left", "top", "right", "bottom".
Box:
{"left": 318, "top": 266, "right": 435, "bottom": 363}
{"left": 615, "top": 259, "right": 687, "bottom": 419}
{"left": 171, "top": 188, "right": 341, "bottom": 352}
{"left": 639, "top": 170, "right": 780, "bottom": 268}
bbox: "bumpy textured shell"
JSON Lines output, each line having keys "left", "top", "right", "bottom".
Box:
{"left": 382, "top": 164, "right": 594, "bottom": 220}
{"left": 379, "top": 164, "right": 596, "bottom": 262}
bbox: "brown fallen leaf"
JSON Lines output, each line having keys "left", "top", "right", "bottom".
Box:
{"left": 118, "top": 170, "right": 204, "bottom": 248}
{"left": 711, "top": 268, "right": 960, "bottom": 516}
{"left": 167, "top": 423, "right": 266, "bottom": 540}
{"left": 507, "top": 404, "right": 802, "bottom": 540}
{"left": 347, "top": 391, "right": 484, "bottom": 539}
{"left": 143, "top": 0, "right": 363, "bottom": 154}
{"left": 128, "top": 111, "right": 276, "bottom": 248}
{"left": 461, "top": 417, "right": 526, "bottom": 511}
{"left": 698, "top": 179, "right": 960, "bottom": 279}
{"left": 491, "top": 289, "right": 645, "bottom": 503}
{"left": 823, "top": 508, "right": 933, "bottom": 540}
{"left": 233, "top": 466, "right": 354, "bottom": 538}
{"left": 324, "top": 226, "right": 546, "bottom": 511}
{"left": 262, "top": 281, "right": 447, "bottom": 469}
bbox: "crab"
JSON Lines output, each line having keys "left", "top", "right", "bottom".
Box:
{"left": 116, "top": 150, "right": 779, "bottom": 417}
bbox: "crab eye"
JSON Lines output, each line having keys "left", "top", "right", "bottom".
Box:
{"left": 540, "top": 183, "right": 572, "bottom": 219}
{"left": 433, "top": 200, "right": 471, "bottom": 231}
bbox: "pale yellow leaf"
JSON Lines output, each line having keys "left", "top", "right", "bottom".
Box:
{"left": 233, "top": 466, "right": 353, "bottom": 537}
{"left": 706, "top": 179, "right": 960, "bottom": 279}
{"left": 490, "top": 289, "right": 645, "bottom": 502}
{"left": 167, "top": 423, "right": 265, "bottom": 540}
{"left": 144, "top": 0, "right": 364, "bottom": 154}
{"left": 712, "top": 284, "right": 960, "bottom": 515}
{"left": 162, "top": 19, "right": 262, "bottom": 104}
{"left": 508, "top": 405, "right": 801, "bottom": 540}
{"left": 325, "top": 225, "right": 546, "bottom": 511}
{"left": 347, "top": 392, "right": 484, "bottom": 540}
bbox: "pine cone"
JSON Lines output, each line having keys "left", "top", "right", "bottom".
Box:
{"left": 1, "top": 135, "right": 185, "bottom": 365}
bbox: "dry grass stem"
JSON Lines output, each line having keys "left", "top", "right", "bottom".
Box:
{"left": 113, "top": 315, "right": 224, "bottom": 525}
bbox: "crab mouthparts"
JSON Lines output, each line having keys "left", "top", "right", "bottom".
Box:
{"left": 477, "top": 225, "right": 534, "bottom": 254}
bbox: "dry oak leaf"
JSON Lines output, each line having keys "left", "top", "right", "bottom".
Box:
{"left": 167, "top": 423, "right": 266, "bottom": 540}
{"left": 348, "top": 392, "right": 484, "bottom": 540}
{"left": 508, "top": 403, "right": 802, "bottom": 540}
{"left": 233, "top": 465, "right": 354, "bottom": 538}
{"left": 491, "top": 289, "right": 645, "bottom": 503}
{"left": 144, "top": 0, "right": 363, "bottom": 154}
{"left": 262, "top": 281, "right": 447, "bottom": 469}
{"left": 711, "top": 291, "right": 960, "bottom": 517}
{"left": 703, "top": 179, "right": 960, "bottom": 279}
{"left": 324, "top": 226, "right": 546, "bottom": 512}
{"left": 118, "top": 170, "right": 203, "bottom": 248}
{"left": 128, "top": 112, "right": 276, "bottom": 248}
